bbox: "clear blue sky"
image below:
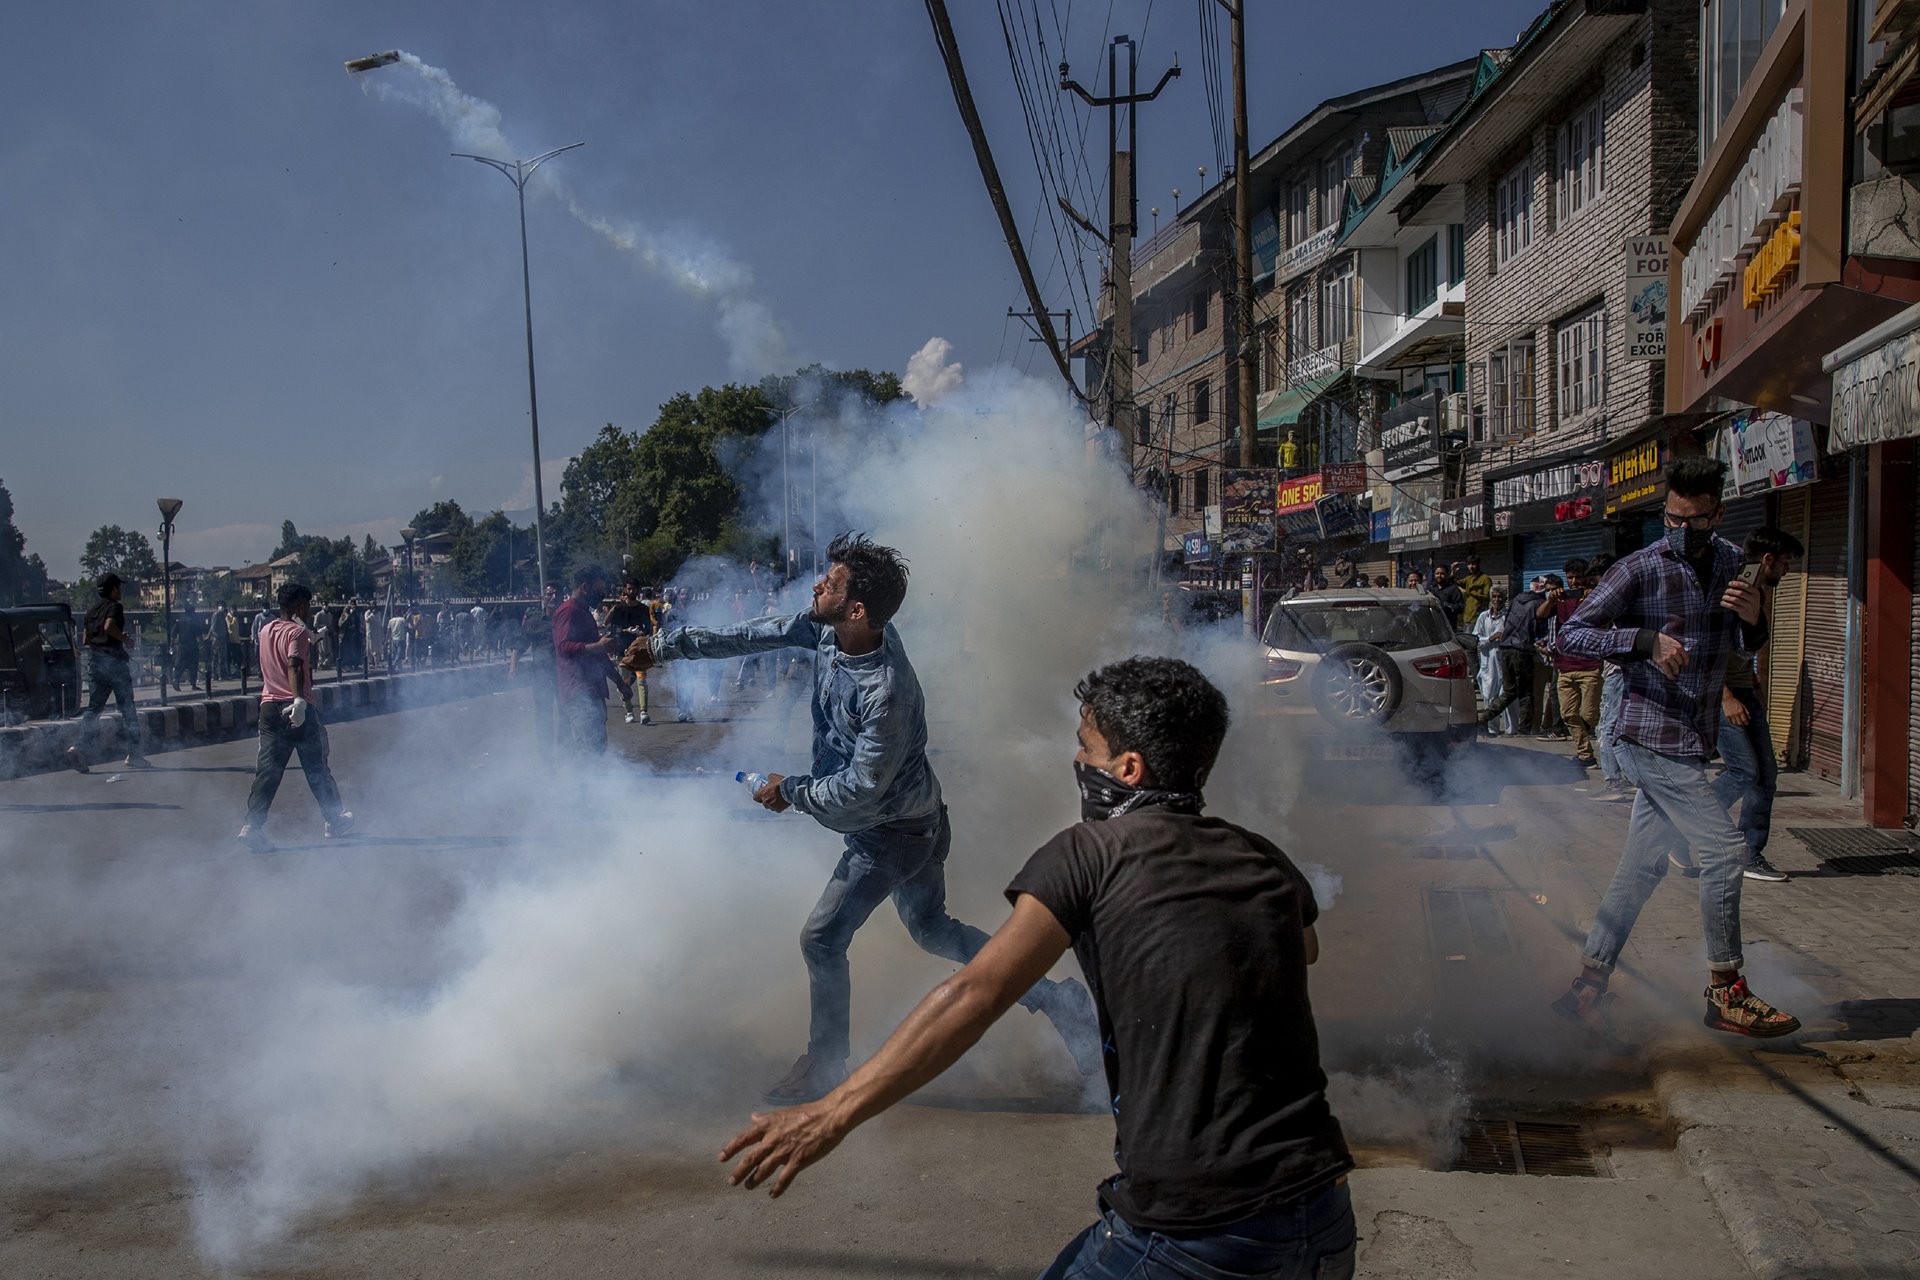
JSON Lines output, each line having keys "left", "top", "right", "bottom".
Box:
{"left": 1, "top": 0, "right": 1545, "bottom": 578}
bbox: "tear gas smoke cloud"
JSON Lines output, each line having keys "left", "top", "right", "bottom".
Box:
{"left": 5, "top": 353, "right": 1481, "bottom": 1266}
{"left": 902, "top": 336, "right": 964, "bottom": 407}
{"left": 362, "top": 53, "right": 789, "bottom": 377}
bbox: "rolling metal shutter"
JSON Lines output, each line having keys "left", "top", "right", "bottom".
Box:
{"left": 1765, "top": 486, "right": 1812, "bottom": 763}
{"left": 1716, "top": 495, "right": 1768, "bottom": 552}
{"left": 1803, "top": 476, "right": 1852, "bottom": 784}
{"left": 1519, "top": 527, "right": 1605, "bottom": 591}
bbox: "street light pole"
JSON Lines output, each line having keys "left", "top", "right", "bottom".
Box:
{"left": 449, "top": 142, "right": 583, "bottom": 608}
{"left": 156, "top": 498, "right": 182, "bottom": 707}
{"left": 761, "top": 401, "right": 817, "bottom": 581}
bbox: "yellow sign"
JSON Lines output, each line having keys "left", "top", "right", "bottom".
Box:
{"left": 1743, "top": 210, "right": 1801, "bottom": 308}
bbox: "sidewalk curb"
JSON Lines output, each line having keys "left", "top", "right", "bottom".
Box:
{"left": 0, "top": 663, "right": 512, "bottom": 780}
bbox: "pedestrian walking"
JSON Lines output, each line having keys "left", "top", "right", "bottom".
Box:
{"left": 64, "top": 573, "right": 150, "bottom": 773}
{"left": 625, "top": 533, "right": 1101, "bottom": 1105}
{"left": 236, "top": 583, "right": 352, "bottom": 852}
{"left": 553, "top": 567, "right": 615, "bottom": 759}
{"left": 1552, "top": 455, "right": 1796, "bottom": 1038}
{"left": 211, "top": 605, "right": 232, "bottom": 680}
{"left": 1471, "top": 587, "right": 1511, "bottom": 730}
{"left": 314, "top": 606, "right": 336, "bottom": 670}
{"left": 1480, "top": 579, "right": 1546, "bottom": 733}
{"left": 604, "top": 579, "right": 653, "bottom": 725}
{"left": 1548, "top": 560, "right": 1604, "bottom": 766}
{"left": 385, "top": 611, "right": 406, "bottom": 671}
{"left": 718, "top": 657, "right": 1356, "bottom": 1280}
{"left": 172, "top": 606, "right": 201, "bottom": 689}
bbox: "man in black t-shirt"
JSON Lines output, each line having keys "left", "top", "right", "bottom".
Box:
{"left": 65, "top": 573, "right": 150, "bottom": 772}
{"left": 720, "top": 657, "right": 1355, "bottom": 1280}
{"left": 603, "top": 580, "right": 653, "bottom": 725}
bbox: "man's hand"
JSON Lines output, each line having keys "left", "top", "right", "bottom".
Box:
{"left": 720, "top": 1103, "right": 848, "bottom": 1198}
{"left": 754, "top": 773, "right": 791, "bottom": 812}
{"left": 620, "top": 638, "right": 655, "bottom": 672}
{"left": 1651, "top": 633, "right": 1688, "bottom": 677}
{"left": 1722, "top": 690, "right": 1751, "bottom": 726}
{"left": 1720, "top": 580, "right": 1764, "bottom": 625}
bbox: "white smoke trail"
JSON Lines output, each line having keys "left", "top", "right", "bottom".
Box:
{"left": 362, "top": 52, "right": 789, "bottom": 377}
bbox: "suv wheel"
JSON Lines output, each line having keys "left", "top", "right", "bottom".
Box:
{"left": 1309, "top": 642, "right": 1404, "bottom": 726}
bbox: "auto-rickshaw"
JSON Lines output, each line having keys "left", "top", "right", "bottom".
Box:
{"left": 0, "top": 605, "right": 81, "bottom": 722}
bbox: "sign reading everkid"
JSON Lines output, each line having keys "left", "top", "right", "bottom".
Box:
{"left": 1604, "top": 436, "right": 1667, "bottom": 515}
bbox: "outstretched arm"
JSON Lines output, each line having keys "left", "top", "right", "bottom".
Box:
{"left": 720, "top": 894, "right": 1072, "bottom": 1197}
{"left": 636, "top": 611, "right": 821, "bottom": 669}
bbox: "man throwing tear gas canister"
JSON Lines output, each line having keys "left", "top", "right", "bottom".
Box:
{"left": 622, "top": 533, "right": 1102, "bottom": 1105}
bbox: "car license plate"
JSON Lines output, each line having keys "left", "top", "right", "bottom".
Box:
{"left": 1325, "top": 742, "right": 1393, "bottom": 761}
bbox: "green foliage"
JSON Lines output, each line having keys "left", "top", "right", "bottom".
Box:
{"left": 0, "top": 481, "right": 53, "bottom": 605}
{"left": 80, "top": 524, "right": 162, "bottom": 585}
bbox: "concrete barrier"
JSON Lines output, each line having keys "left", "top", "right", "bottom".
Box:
{"left": 0, "top": 662, "right": 514, "bottom": 780}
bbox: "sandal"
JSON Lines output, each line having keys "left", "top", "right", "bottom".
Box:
{"left": 1551, "top": 977, "right": 1616, "bottom": 1030}
{"left": 1703, "top": 977, "right": 1801, "bottom": 1038}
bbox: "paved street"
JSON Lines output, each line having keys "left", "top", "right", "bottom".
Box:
{"left": 2, "top": 673, "right": 1915, "bottom": 1278}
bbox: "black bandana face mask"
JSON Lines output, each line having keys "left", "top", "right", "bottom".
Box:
{"left": 1074, "top": 760, "right": 1204, "bottom": 822}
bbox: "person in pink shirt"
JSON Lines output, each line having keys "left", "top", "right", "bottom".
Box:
{"left": 237, "top": 582, "right": 352, "bottom": 852}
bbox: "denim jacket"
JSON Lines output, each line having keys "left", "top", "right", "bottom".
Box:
{"left": 651, "top": 612, "right": 940, "bottom": 833}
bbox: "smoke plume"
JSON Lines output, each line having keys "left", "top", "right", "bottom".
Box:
{"left": 360, "top": 52, "right": 789, "bottom": 377}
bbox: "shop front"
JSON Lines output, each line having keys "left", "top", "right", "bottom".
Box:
{"left": 1487, "top": 450, "right": 1606, "bottom": 591}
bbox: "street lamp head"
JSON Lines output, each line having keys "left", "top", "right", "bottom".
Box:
{"left": 345, "top": 51, "right": 402, "bottom": 74}
{"left": 157, "top": 497, "right": 183, "bottom": 523}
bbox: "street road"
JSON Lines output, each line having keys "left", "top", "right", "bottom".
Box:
{"left": 0, "top": 672, "right": 1777, "bottom": 1278}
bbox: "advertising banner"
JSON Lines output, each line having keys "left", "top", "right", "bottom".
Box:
{"left": 1436, "top": 493, "right": 1488, "bottom": 546}
{"left": 1379, "top": 392, "right": 1443, "bottom": 480}
{"left": 1625, "top": 235, "right": 1669, "bottom": 360}
{"left": 1203, "top": 504, "right": 1223, "bottom": 537}
{"left": 1323, "top": 461, "right": 1368, "bottom": 494}
{"left": 1718, "top": 412, "right": 1817, "bottom": 494}
{"left": 1488, "top": 452, "right": 1604, "bottom": 534}
{"left": 1828, "top": 324, "right": 1920, "bottom": 452}
{"left": 1251, "top": 208, "right": 1280, "bottom": 279}
{"left": 1604, "top": 435, "right": 1667, "bottom": 516}
{"left": 1182, "top": 532, "right": 1214, "bottom": 564}
{"left": 1219, "top": 469, "right": 1278, "bottom": 554}
{"left": 1388, "top": 478, "right": 1444, "bottom": 551}
{"left": 1316, "top": 493, "right": 1368, "bottom": 541}
{"left": 1275, "top": 473, "right": 1326, "bottom": 541}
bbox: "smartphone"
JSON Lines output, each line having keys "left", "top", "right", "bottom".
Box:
{"left": 1734, "top": 562, "right": 1763, "bottom": 588}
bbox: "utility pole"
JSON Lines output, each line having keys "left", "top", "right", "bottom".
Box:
{"left": 924, "top": 0, "right": 1079, "bottom": 398}
{"left": 1060, "top": 39, "right": 1180, "bottom": 455}
{"left": 1223, "top": 0, "right": 1257, "bottom": 467}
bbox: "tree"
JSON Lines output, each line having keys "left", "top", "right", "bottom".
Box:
{"left": 407, "top": 500, "right": 475, "bottom": 541}
{"left": 0, "top": 480, "right": 48, "bottom": 605}
{"left": 80, "top": 525, "right": 162, "bottom": 585}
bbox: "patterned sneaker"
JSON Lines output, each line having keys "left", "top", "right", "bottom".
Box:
{"left": 1743, "top": 854, "right": 1789, "bottom": 882}
{"left": 1703, "top": 976, "right": 1800, "bottom": 1038}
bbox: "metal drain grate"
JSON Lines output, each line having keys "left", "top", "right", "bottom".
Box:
{"left": 1786, "top": 828, "right": 1920, "bottom": 875}
{"left": 1425, "top": 888, "right": 1514, "bottom": 960}
{"left": 1452, "top": 1117, "right": 1606, "bottom": 1177}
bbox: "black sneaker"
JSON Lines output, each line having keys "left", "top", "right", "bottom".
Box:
{"left": 1034, "top": 977, "right": 1104, "bottom": 1077}
{"left": 762, "top": 1053, "right": 847, "bottom": 1106}
{"left": 325, "top": 811, "right": 355, "bottom": 839}
{"left": 1550, "top": 977, "right": 1616, "bottom": 1032}
{"left": 1743, "top": 854, "right": 1789, "bottom": 882}
{"left": 64, "top": 746, "right": 90, "bottom": 775}
{"left": 236, "top": 824, "right": 272, "bottom": 853}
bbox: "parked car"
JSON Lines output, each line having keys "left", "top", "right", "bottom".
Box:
{"left": 1257, "top": 588, "right": 1477, "bottom": 768}
{"left": 0, "top": 604, "right": 81, "bottom": 722}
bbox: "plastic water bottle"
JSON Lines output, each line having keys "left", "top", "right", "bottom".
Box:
{"left": 736, "top": 770, "right": 770, "bottom": 793}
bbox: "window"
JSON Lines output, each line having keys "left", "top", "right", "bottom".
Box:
{"left": 1555, "top": 304, "right": 1607, "bottom": 420}
{"left": 1320, "top": 260, "right": 1354, "bottom": 346}
{"left": 1405, "top": 236, "right": 1439, "bottom": 314}
{"left": 1320, "top": 149, "right": 1351, "bottom": 229}
{"left": 1288, "top": 180, "right": 1313, "bottom": 245}
{"left": 1556, "top": 96, "right": 1605, "bottom": 223}
{"left": 1446, "top": 224, "right": 1466, "bottom": 286}
{"left": 1483, "top": 338, "right": 1536, "bottom": 441}
{"left": 1135, "top": 405, "right": 1151, "bottom": 446}
{"left": 1193, "top": 468, "right": 1209, "bottom": 511}
{"left": 1193, "top": 378, "right": 1211, "bottom": 424}
{"left": 1192, "top": 289, "right": 1210, "bottom": 334}
{"left": 1288, "top": 286, "right": 1314, "bottom": 363}
{"left": 1494, "top": 162, "right": 1533, "bottom": 269}
{"left": 1700, "top": 0, "right": 1787, "bottom": 157}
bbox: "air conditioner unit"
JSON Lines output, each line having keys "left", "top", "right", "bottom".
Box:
{"left": 1444, "top": 392, "right": 1473, "bottom": 442}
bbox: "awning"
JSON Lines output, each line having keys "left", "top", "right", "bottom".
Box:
{"left": 1255, "top": 371, "right": 1345, "bottom": 428}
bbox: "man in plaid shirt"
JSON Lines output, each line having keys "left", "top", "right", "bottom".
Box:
{"left": 1550, "top": 455, "right": 1798, "bottom": 1038}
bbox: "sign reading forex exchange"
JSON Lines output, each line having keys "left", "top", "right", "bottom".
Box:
{"left": 1625, "top": 236, "right": 1669, "bottom": 361}
{"left": 1219, "top": 469, "right": 1279, "bottom": 554}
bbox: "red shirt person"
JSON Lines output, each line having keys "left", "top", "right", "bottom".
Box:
{"left": 552, "top": 564, "right": 615, "bottom": 757}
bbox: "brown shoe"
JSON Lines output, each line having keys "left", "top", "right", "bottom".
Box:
{"left": 762, "top": 1053, "right": 846, "bottom": 1106}
{"left": 1550, "top": 977, "right": 1616, "bottom": 1031}
{"left": 1704, "top": 977, "right": 1801, "bottom": 1038}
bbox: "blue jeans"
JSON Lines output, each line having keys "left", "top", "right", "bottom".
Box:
{"left": 802, "top": 804, "right": 1051, "bottom": 1062}
{"left": 76, "top": 651, "right": 142, "bottom": 758}
{"left": 1582, "top": 740, "right": 1748, "bottom": 973}
{"left": 1039, "top": 1180, "right": 1356, "bottom": 1280}
{"left": 1711, "top": 689, "right": 1775, "bottom": 856}
{"left": 1596, "top": 667, "right": 1624, "bottom": 783}
{"left": 558, "top": 690, "right": 606, "bottom": 757}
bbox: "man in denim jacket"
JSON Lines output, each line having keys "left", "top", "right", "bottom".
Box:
{"left": 627, "top": 533, "right": 1100, "bottom": 1104}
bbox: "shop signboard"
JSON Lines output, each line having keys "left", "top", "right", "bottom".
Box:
{"left": 1316, "top": 493, "right": 1368, "bottom": 541}
{"left": 1323, "top": 461, "right": 1368, "bottom": 494}
{"left": 1436, "top": 494, "right": 1488, "bottom": 546}
{"left": 1370, "top": 508, "right": 1391, "bottom": 542}
{"left": 1829, "top": 324, "right": 1920, "bottom": 453}
{"left": 1275, "top": 473, "right": 1327, "bottom": 541}
{"left": 1219, "top": 469, "right": 1278, "bottom": 554}
{"left": 1251, "top": 208, "right": 1280, "bottom": 279}
{"left": 1379, "top": 392, "right": 1442, "bottom": 480}
{"left": 1718, "top": 411, "right": 1818, "bottom": 494}
{"left": 1182, "top": 532, "right": 1214, "bottom": 564}
{"left": 1488, "top": 452, "right": 1604, "bottom": 534}
{"left": 1604, "top": 435, "right": 1667, "bottom": 516}
{"left": 1624, "top": 236, "right": 1669, "bottom": 360}
{"left": 1388, "top": 478, "right": 1443, "bottom": 551}
{"left": 1203, "top": 504, "right": 1223, "bottom": 537}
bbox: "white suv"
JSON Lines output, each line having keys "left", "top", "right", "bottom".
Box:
{"left": 1258, "top": 588, "right": 1478, "bottom": 765}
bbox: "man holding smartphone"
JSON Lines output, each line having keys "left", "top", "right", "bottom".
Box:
{"left": 1714, "top": 529, "right": 1801, "bottom": 882}
{"left": 1552, "top": 457, "right": 1796, "bottom": 1039}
